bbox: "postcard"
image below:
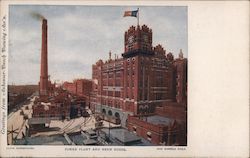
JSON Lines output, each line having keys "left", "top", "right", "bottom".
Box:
{"left": 0, "top": 0, "right": 249, "bottom": 157}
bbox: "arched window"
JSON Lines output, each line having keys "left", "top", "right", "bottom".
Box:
{"left": 114, "top": 112, "right": 120, "bottom": 118}
{"left": 108, "top": 110, "right": 112, "bottom": 116}
{"left": 102, "top": 109, "right": 106, "bottom": 114}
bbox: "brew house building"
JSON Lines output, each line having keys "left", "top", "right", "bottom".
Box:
{"left": 91, "top": 24, "right": 187, "bottom": 145}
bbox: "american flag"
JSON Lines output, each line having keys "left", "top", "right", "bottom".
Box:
{"left": 123, "top": 9, "right": 138, "bottom": 17}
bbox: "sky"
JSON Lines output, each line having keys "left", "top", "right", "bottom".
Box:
{"left": 9, "top": 5, "right": 187, "bottom": 85}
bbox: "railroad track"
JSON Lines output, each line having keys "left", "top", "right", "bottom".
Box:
{"left": 65, "top": 116, "right": 93, "bottom": 133}
{"left": 13, "top": 105, "right": 33, "bottom": 139}
{"left": 59, "top": 119, "right": 75, "bottom": 132}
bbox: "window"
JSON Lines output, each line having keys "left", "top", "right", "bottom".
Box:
{"left": 172, "top": 134, "right": 177, "bottom": 144}
{"left": 133, "top": 126, "right": 137, "bottom": 134}
{"left": 108, "top": 100, "right": 112, "bottom": 106}
{"left": 114, "top": 102, "right": 118, "bottom": 108}
{"left": 108, "top": 91, "right": 113, "bottom": 96}
{"left": 139, "top": 78, "right": 143, "bottom": 87}
{"left": 139, "top": 92, "right": 143, "bottom": 100}
{"left": 147, "top": 132, "right": 152, "bottom": 141}
{"left": 102, "top": 91, "right": 107, "bottom": 96}
{"left": 39, "top": 112, "right": 44, "bottom": 117}
{"left": 108, "top": 73, "right": 113, "bottom": 78}
{"left": 127, "top": 80, "right": 130, "bottom": 87}
{"left": 115, "top": 112, "right": 120, "bottom": 118}
{"left": 131, "top": 92, "right": 134, "bottom": 99}
{"left": 115, "top": 80, "right": 121, "bottom": 86}
{"left": 115, "top": 91, "right": 120, "bottom": 97}
{"left": 102, "top": 109, "right": 106, "bottom": 114}
{"left": 116, "top": 72, "right": 121, "bottom": 77}
{"left": 117, "top": 102, "right": 120, "bottom": 109}
{"left": 144, "top": 92, "right": 148, "bottom": 100}
{"left": 127, "top": 69, "right": 130, "bottom": 75}
{"left": 156, "top": 93, "right": 162, "bottom": 100}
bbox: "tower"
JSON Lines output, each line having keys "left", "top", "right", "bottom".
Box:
{"left": 122, "top": 25, "right": 153, "bottom": 58}
{"left": 175, "top": 50, "right": 187, "bottom": 105}
{"left": 39, "top": 19, "right": 49, "bottom": 96}
{"left": 179, "top": 49, "right": 184, "bottom": 59}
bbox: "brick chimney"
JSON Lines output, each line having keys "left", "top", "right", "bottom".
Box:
{"left": 39, "top": 18, "right": 49, "bottom": 96}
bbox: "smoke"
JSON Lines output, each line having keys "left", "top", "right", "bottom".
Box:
{"left": 30, "top": 12, "right": 45, "bottom": 21}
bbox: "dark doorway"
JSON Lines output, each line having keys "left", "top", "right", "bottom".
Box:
{"left": 102, "top": 109, "right": 106, "bottom": 114}
{"left": 70, "top": 105, "right": 78, "bottom": 119}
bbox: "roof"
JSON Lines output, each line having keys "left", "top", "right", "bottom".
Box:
{"left": 145, "top": 115, "right": 174, "bottom": 126}
{"left": 101, "top": 128, "right": 141, "bottom": 144}
{"left": 86, "top": 129, "right": 96, "bottom": 135}
{"left": 83, "top": 139, "right": 97, "bottom": 145}
{"left": 28, "top": 117, "right": 51, "bottom": 125}
{"left": 14, "top": 135, "right": 69, "bottom": 145}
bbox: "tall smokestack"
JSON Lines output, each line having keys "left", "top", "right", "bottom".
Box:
{"left": 39, "top": 18, "right": 49, "bottom": 96}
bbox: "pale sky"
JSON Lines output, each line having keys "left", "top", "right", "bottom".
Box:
{"left": 9, "top": 5, "right": 187, "bottom": 85}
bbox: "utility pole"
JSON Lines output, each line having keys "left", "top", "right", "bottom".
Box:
{"left": 108, "top": 119, "right": 110, "bottom": 138}
{"left": 7, "top": 125, "right": 18, "bottom": 145}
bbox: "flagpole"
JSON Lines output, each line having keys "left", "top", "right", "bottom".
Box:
{"left": 137, "top": 8, "right": 139, "bottom": 26}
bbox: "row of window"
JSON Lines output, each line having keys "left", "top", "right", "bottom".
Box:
{"left": 102, "top": 62, "right": 123, "bottom": 70}
{"left": 102, "top": 91, "right": 121, "bottom": 97}
{"left": 102, "top": 100, "right": 121, "bottom": 109}
{"left": 102, "top": 72, "right": 122, "bottom": 78}
{"left": 102, "top": 81, "right": 122, "bottom": 86}
{"left": 126, "top": 69, "right": 135, "bottom": 75}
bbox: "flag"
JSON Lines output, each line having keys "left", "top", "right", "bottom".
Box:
{"left": 123, "top": 9, "right": 138, "bottom": 17}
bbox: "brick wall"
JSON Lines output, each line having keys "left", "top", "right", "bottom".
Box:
{"left": 62, "top": 79, "right": 92, "bottom": 97}
{"left": 155, "top": 102, "right": 187, "bottom": 121}
{"left": 127, "top": 115, "right": 168, "bottom": 145}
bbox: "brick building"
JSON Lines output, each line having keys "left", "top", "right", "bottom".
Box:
{"left": 62, "top": 79, "right": 92, "bottom": 97}
{"left": 127, "top": 114, "right": 186, "bottom": 145}
{"left": 62, "top": 82, "right": 76, "bottom": 94}
{"left": 32, "top": 89, "right": 87, "bottom": 120}
{"left": 91, "top": 24, "right": 187, "bottom": 132}
{"left": 127, "top": 100, "right": 187, "bottom": 145}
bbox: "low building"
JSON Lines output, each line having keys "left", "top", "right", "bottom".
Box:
{"left": 32, "top": 89, "right": 87, "bottom": 120}
{"left": 127, "top": 115, "right": 186, "bottom": 145}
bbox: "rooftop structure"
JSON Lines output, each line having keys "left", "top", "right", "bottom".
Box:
{"left": 144, "top": 115, "right": 175, "bottom": 126}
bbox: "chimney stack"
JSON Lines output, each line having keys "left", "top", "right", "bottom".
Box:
{"left": 179, "top": 49, "right": 184, "bottom": 59}
{"left": 109, "top": 51, "right": 112, "bottom": 60}
{"left": 39, "top": 18, "right": 49, "bottom": 96}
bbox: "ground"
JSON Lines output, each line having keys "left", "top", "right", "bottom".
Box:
{"left": 7, "top": 95, "right": 34, "bottom": 144}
